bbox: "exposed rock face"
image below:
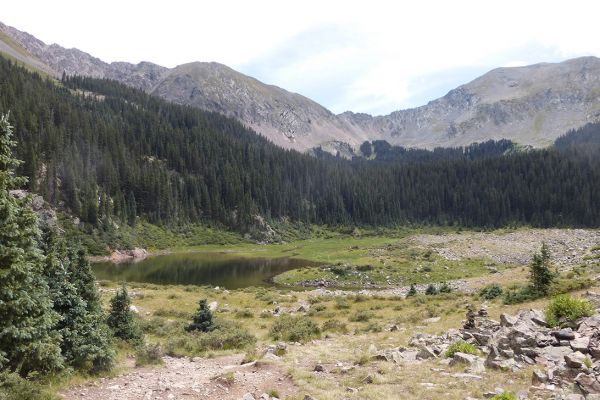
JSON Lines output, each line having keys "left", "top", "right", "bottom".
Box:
{"left": 3, "top": 21, "right": 600, "bottom": 152}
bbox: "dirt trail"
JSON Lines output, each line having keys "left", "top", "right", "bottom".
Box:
{"left": 60, "top": 354, "right": 297, "bottom": 400}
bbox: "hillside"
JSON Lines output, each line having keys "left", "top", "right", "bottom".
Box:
{"left": 2, "top": 22, "right": 600, "bottom": 151}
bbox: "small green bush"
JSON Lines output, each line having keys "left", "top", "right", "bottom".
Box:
{"left": 235, "top": 309, "right": 253, "bottom": 319}
{"left": 480, "top": 284, "right": 503, "bottom": 300}
{"left": 444, "top": 341, "right": 479, "bottom": 358}
{"left": 544, "top": 295, "right": 594, "bottom": 327}
{"left": 168, "top": 320, "right": 256, "bottom": 355}
{"left": 425, "top": 284, "right": 438, "bottom": 295}
{"left": 349, "top": 310, "right": 374, "bottom": 322}
{"left": 491, "top": 392, "right": 517, "bottom": 400}
{"left": 439, "top": 282, "right": 452, "bottom": 293}
{"left": 503, "top": 286, "right": 540, "bottom": 305}
{"left": 269, "top": 315, "right": 320, "bottom": 343}
{"left": 135, "top": 343, "right": 164, "bottom": 367}
{"left": 322, "top": 319, "right": 348, "bottom": 333}
{"left": 0, "top": 373, "right": 57, "bottom": 400}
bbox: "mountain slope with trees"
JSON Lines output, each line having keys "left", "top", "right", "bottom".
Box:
{"left": 1, "top": 56, "right": 600, "bottom": 247}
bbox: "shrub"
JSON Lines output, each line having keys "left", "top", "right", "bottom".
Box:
{"left": 135, "top": 343, "right": 164, "bottom": 367}
{"left": 322, "top": 319, "right": 348, "bottom": 333}
{"left": 235, "top": 309, "right": 253, "bottom": 319}
{"left": 544, "top": 295, "right": 594, "bottom": 328}
{"left": 406, "top": 284, "right": 417, "bottom": 297}
{"left": 425, "top": 284, "right": 438, "bottom": 295}
{"left": 0, "top": 373, "right": 57, "bottom": 400}
{"left": 269, "top": 315, "right": 320, "bottom": 343}
{"left": 480, "top": 284, "right": 503, "bottom": 300}
{"left": 444, "top": 341, "right": 479, "bottom": 358}
{"left": 349, "top": 310, "right": 373, "bottom": 322}
{"left": 169, "top": 320, "right": 256, "bottom": 355}
{"left": 439, "top": 282, "right": 452, "bottom": 293}
{"left": 503, "top": 286, "right": 540, "bottom": 305}
{"left": 335, "top": 298, "right": 350, "bottom": 309}
{"left": 491, "top": 392, "right": 517, "bottom": 400}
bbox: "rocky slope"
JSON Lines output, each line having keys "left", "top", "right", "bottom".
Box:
{"left": 2, "top": 21, "right": 600, "bottom": 151}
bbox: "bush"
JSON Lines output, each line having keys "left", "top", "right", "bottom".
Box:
{"left": 491, "top": 392, "right": 517, "bottom": 400}
{"left": 480, "top": 284, "right": 503, "bottom": 300}
{"left": 135, "top": 343, "right": 164, "bottom": 367}
{"left": 503, "top": 286, "right": 540, "bottom": 305}
{"left": 425, "top": 284, "right": 438, "bottom": 295}
{"left": 406, "top": 284, "right": 417, "bottom": 297}
{"left": 235, "top": 309, "right": 253, "bottom": 319}
{"left": 445, "top": 341, "right": 479, "bottom": 358}
{"left": 544, "top": 295, "right": 594, "bottom": 328}
{"left": 169, "top": 320, "right": 256, "bottom": 355}
{"left": 321, "top": 319, "right": 348, "bottom": 333}
{"left": 0, "top": 373, "right": 57, "bottom": 400}
{"left": 349, "top": 310, "right": 373, "bottom": 322}
{"left": 439, "top": 282, "right": 452, "bottom": 293}
{"left": 269, "top": 315, "right": 320, "bottom": 343}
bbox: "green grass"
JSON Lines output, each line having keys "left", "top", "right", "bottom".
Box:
{"left": 445, "top": 341, "right": 479, "bottom": 357}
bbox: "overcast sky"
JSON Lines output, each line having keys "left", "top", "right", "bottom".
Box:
{"left": 4, "top": 0, "right": 600, "bottom": 115}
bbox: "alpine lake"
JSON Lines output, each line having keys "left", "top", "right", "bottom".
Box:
{"left": 93, "top": 252, "right": 318, "bottom": 289}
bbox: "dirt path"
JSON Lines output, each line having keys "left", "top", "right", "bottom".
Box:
{"left": 60, "top": 355, "right": 297, "bottom": 400}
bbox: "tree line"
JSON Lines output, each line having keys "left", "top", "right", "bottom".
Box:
{"left": 1, "top": 55, "right": 600, "bottom": 233}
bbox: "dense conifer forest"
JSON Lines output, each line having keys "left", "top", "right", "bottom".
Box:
{"left": 1, "top": 55, "right": 599, "bottom": 231}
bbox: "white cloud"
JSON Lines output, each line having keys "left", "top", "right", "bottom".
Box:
{"left": 4, "top": 0, "right": 600, "bottom": 114}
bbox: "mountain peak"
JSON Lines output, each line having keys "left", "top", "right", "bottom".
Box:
{"left": 1, "top": 21, "right": 599, "bottom": 151}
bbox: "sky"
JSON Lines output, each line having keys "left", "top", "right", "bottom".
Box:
{"left": 3, "top": 0, "right": 600, "bottom": 115}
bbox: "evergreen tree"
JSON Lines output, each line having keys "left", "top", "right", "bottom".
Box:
{"left": 107, "top": 285, "right": 143, "bottom": 345}
{"left": 406, "top": 284, "right": 417, "bottom": 297}
{"left": 185, "top": 299, "right": 214, "bottom": 332}
{"left": 0, "top": 114, "right": 63, "bottom": 376}
{"left": 425, "top": 284, "right": 438, "bottom": 296}
{"left": 529, "top": 243, "right": 556, "bottom": 295}
{"left": 41, "top": 228, "right": 114, "bottom": 373}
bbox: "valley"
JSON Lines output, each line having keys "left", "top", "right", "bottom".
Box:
{"left": 1, "top": 12, "right": 600, "bottom": 400}
{"left": 55, "top": 227, "right": 600, "bottom": 400}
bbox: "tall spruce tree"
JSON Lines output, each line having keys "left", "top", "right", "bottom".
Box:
{"left": 0, "top": 114, "right": 63, "bottom": 376}
{"left": 41, "top": 228, "right": 114, "bottom": 373}
{"left": 529, "top": 242, "right": 556, "bottom": 295}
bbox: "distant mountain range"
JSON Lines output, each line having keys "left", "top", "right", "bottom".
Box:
{"left": 2, "top": 21, "right": 600, "bottom": 151}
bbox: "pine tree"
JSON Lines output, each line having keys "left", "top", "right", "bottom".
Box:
{"left": 186, "top": 299, "right": 214, "bottom": 332}
{"left": 0, "top": 114, "right": 63, "bottom": 376}
{"left": 407, "top": 284, "right": 417, "bottom": 297}
{"left": 529, "top": 242, "right": 556, "bottom": 295}
{"left": 425, "top": 284, "right": 438, "bottom": 296}
{"left": 107, "top": 285, "right": 143, "bottom": 345}
{"left": 41, "top": 228, "right": 114, "bottom": 373}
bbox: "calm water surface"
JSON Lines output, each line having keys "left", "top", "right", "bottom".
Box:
{"left": 93, "top": 252, "right": 317, "bottom": 289}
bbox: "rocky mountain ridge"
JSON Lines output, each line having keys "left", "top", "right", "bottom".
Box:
{"left": 2, "top": 21, "right": 600, "bottom": 151}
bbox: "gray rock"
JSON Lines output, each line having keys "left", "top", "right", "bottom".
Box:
{"left": 570, "top": 337, "right": 590, "bottom": 353}
{"left": 554, "top": 328, "right": 576, "bottom": 340}
{"left": 564, "top": 351, "right": 586, "bottom": 368}
{"left": 242, "top": 393, "right": 256, "bottom": 400}
{"left": 575, "top": 372, "right": 600, "bottom": 394}
{"left": 417, "top": 346, "right": 437, "bottom": 360}
{"left": 500, "top": 313, "right": 518, "bottom": 327}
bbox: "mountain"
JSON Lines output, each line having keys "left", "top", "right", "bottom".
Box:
{"left": 2, "top": 21, "right": 600, "bottom": 151}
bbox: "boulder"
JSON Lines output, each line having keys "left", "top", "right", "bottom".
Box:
{"left": 554, "top": 328, "right": 576, "bottom": 341}
{"left": 417, "top": 346, "right": 437, "bottom": 360}
{"left": 564, "top": 351, "right": 586, "bottom": 369}
{"left": 570, "top": 337, "right": 590, "bottom": 353}
{"left": 575, "top": 373, "right": 600, "bottom": 394}
{"left": 500, "top": 313, "right": 518, "bottom": 327}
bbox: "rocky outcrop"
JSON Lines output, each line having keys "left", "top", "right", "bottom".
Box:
{"left": 370, "top": 306, "right": 600, "bottom": 399}
{"left": 110, "top": 248, "right": 148, "bottom": 263}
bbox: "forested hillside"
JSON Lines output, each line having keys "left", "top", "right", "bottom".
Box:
{"left": 1, "top": 55, "right": 600, "bottom": 232}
